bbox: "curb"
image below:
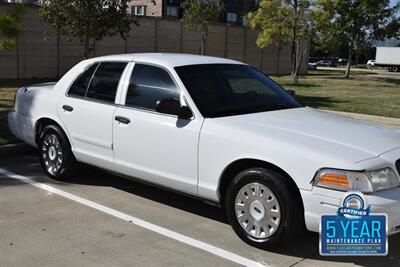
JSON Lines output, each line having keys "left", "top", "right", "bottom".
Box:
{"left": 0, "top": 143, "right": 37, "bottom": 159}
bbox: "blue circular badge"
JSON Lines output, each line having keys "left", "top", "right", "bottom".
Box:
{"left": 343, "top": 194, "right": 365, "bottom": 210}
{"left": 339, "top": 192, "right": 369, "bottom": 219}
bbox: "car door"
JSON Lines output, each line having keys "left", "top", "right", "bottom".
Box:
{"left": 58, "top": 61, "right": 129, "bottom": 170}
{"left": 113, "top": 63, "right": 203, "bottom": 195}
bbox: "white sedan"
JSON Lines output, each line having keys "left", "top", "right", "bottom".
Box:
{"left": 8, "top": 53, "right": 400, "bottom": 249}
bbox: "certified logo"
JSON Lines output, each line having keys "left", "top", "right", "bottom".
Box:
{"left": 339, "top": 193, "right": 370, "bottom": 219}
{"left": 320, "top": 192, "right": 388, "bottom": 256}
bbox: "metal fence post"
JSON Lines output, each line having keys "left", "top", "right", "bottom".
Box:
{"left": 224, "top": 25, "right": 228, "bottom": 58}
{"left": 243, "top": 27, "right": 247, "bottom": 62}
{"left": 154, "top": 18, "right": 158, "bottom": 52}
{"left": 16, "top": 35, "right": 20, "bottom": 79}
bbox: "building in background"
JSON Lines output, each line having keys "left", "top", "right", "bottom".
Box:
{"left": 3, "top": 0, "right": 260, "bottom": 25}
{"left": 224, "top": 0, "right": 259, "bottom": 25}
{"left": 1, "top": 0, "right": 44, "bottom": 4}
{"left": 128, "top": 0, "right": 259, "bottom": 25}
{"left": 164, "top": 0, "right": 259, "bottom": 25}
{"left": 127, "top": 0, "right": 163, "bottom": 17}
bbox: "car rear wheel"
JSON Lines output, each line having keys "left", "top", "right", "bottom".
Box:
{"left": 39, "top": 125, "right": 75, "bottom": 179}
{"left": 225, "top": 168, "right": 302, "bottom": 249}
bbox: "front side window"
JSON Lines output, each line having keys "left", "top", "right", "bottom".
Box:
{"left": 68, "top": 64, "right": 98, "bottom": 97}
{"left": 175, "top": 64, "right": 301, "bottom": 118}
{"left": 133, "top": 5, "right": 146, "bottom": 16}
{"left": 226, "top": 12, "right": 238, "bottom": 23}
{"left": 166, "top": 6, "right": 178, "bottom": 17}
{"left": 125, "top": 64, "right": 178, "bottom": 110}
{"left": 86, "top": 62, "right": 127, "bottom": 103}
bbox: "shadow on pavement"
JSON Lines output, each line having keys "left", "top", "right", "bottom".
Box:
{"left": 66, "top": 163, "right": 400, "bottom": 266}
{"left": 1, "top": 153, "right": 399, "bottom": 266}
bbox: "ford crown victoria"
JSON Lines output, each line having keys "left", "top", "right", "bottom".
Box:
{"left": 8, "top": 54, "right": 400, "bottom": 249}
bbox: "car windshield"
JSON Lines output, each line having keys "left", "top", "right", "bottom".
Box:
{"left": 175, "top": 64, "right": 301, "bottom": 118}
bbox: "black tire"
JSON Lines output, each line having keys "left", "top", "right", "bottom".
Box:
{"left": 225, "top": 168, "right": 303, "bottom": 249}
{"left": 39, "top": 124, "right": 75, "bottom": 179}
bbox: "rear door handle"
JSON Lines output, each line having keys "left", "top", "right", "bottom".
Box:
{"left": 62, "top": 105, "right": 73, "bottom": 112}
{"left": 115, "top": 116, "right": 130, "bottom": 124}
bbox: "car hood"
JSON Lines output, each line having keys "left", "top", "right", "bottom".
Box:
{"left": 214, "top": 107, "right": 400, "bottom": 163}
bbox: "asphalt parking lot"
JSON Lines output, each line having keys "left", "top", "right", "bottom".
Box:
{"left": 1, "top": 151, "right": 399, "bottom": 267}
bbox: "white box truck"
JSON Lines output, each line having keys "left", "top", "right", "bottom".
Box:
{"left": 375, "top": 46, "right": 400, "bottom": 72}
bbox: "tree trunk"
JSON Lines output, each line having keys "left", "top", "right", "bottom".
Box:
{"left": 355, "top": 48, "right": 359, "bottom": 68}
{"left": 276, "top": 45, "right": 281, "bottom": 76}
{"left": 291, "top": 0, "right": 299, "bottom": 78}
{"left": 292, "top": 40, "right": 301, "bottom": 83}
{"left": 291, "top": 36, "right": 297, "bottom": 78}
{"left": 293, "top": 46, "right": 306, "bottom": 84}
{"left": 201, "top": 32, "right": 206, "bottom": 55}
{"left": 83, "top": 36, "right": 91, "bottom": 59}
{"left": 345, "top": 44, "right": 352, "bottom": 78}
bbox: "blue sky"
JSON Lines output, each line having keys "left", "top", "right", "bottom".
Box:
{"left": 390, "top": 0, "right": 399, "bottom": 7}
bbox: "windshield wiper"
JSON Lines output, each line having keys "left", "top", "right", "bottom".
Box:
{"left": 209, "top": 104, "right": 297, "bottom": 117}
{"left": 209, "top": 106, "right": 264, "bottom": 117}
{"left": 262, "top": 103, "right": 295, "bottom": 111}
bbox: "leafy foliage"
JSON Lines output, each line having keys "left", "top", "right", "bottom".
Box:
{"left": 248, "top": 0, "right": 292, "bottom": 49}
{"left": 181, "top": 0, "right": 224, "bottom": 54}
{"left": 40, "top": 0, "right": 135, "bottom": 58}
{"left": 314, "top": 0, "right": 400, "bottom": 77}
{"left": 248, "top": 0, "right": 312, "bottom": 82}
{"left": 0, "top": 5, "right": 23, "bottom": 50}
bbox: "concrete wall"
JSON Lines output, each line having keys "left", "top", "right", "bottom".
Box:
{"left": 0, "top": 4, "right": 308, "bottom": 79}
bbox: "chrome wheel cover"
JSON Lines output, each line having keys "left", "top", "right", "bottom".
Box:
{"left": 41, "top": 134, "right": 63, "bottom": 175}
{"left": 235, "top": 182, "right": 281, "bottom": 239}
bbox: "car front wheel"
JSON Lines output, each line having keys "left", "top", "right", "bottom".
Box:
{"left": 39, "top": 125, "right": 75, "bottom": 179}
{"left": 225, "top": 168, "right": 303, "bottom": 249}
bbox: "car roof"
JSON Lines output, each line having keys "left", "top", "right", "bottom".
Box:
{"left": 85, "top": 53, "right": 245, "bottom": 68}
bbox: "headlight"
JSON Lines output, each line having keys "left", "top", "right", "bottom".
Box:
{"left": 314, "top": 168, "right": 400, "bottom": 193}
{"left": 367, "top": 168, "right": 400, "bottom": 191}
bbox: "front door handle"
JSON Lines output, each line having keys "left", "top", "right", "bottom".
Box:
{"left": 115, "top": 116, "right": 130, "bottom": 124}
{"left": 62, "top": 105, "right": 73, "bottom": 112}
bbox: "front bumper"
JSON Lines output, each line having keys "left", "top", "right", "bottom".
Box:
{"left": 301, "top": 186, "right": 400, "bottom": 235}
{"left": 302, "top": 147, "right": 400, "bottom": 235}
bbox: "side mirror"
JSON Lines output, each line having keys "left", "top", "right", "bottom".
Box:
{"left": 155, "top": 98, "right": 193, "bottom": 120}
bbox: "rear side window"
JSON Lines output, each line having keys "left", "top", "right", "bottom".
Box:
{"left": 68, "top": 64, "right": 98, "bottom": 97}
{"left": 86, "top": 62, "right": 127, "bottom": 103}
{"left": 125, "top": 64, "right": 178, "bottom": 110}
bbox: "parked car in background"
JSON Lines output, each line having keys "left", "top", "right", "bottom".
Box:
{"left": 375, "top": 47, "right": 400, "bottom": 72}
{"left": 316, "top": 60, "right": 337, "bottom": 67}
{"left": 337, "top": 58, "right": 348, "bottom": 65}
{"left": 308, "top": 62, "right": 317, "bottom": 70}
{"left": 367, "top": 60, "right": 376, "bottom": 69}
{"left": 8, "top": 53, "right": 400, "bottom": 249}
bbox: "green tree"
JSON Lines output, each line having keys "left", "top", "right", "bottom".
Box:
{"left": 0, "top": 5, "right": 23, "bottom": 50}
{"left": 40, "top": 0, "right": 135, "bottom": 59}
{"left": 181, "top": 0, "right": 224, "bottom": 55}
{"left": 314, "top": 0, "right": 400, "bottom": 77}
{"left": 248, "top": 0, "right": 312, "bottom": 82}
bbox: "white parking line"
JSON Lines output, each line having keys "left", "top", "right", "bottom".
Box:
{"left": 0, "top": 168, "right": 267, "bottom": 267}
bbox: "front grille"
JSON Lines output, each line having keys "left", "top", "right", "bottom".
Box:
{"left": 396, "top": 159, "right": 400, "bottom": 175}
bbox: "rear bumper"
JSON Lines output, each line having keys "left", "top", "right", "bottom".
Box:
{"left": 301, "top": 187, "right": 400, "bottom": 236}
{"left": 8, "top": 111, "right": 37, "bottom": 147}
